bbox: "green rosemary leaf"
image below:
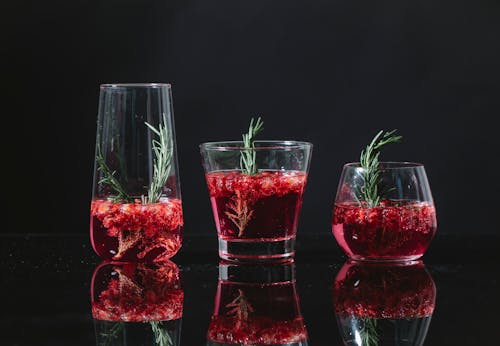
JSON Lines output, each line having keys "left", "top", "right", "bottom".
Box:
{"left": 240, "top": 117, "right": 264, "bottom": 175}
{"left": 359, "top": 130, "right": 402, "bottom": 207}
{"left": 150, "top": 321, "right": 173, "bottom": 346}
{"left": 98, "top": 322, "right": 124, "bottom": 346}
{"left": 144, "top": 122, "right": 173, "bottom": 204}
{"left": 359, "top": 317, "right": 379, "bottom": 346}
{"left": 96, "top": 145, "right": 133, "bottom": 203}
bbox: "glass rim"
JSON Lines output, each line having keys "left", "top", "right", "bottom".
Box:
{"left": 200, "top": 140, "right": 313, "bottom": 151}
{"left": 344, "top": 161, "right": 425, "bottom": 169}
{"left": 100, "top": 83, "right": 171, "bottom": 88}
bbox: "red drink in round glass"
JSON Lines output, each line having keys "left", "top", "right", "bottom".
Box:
{"left": 333, "top": 260, "right": 436, "bottom": 346}
{"left": 332, "top": 162, "right": 437, "bottom": 261}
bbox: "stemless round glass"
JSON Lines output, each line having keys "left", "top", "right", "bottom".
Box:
{"left": 332, "top": 162, "right": 437, "bottom": 261}
{"left": 332, "top": 260, "right": 436, "bottom": 346}
{"left": 200, "top": 141, "right": 312, "bottom": 261}
{"left": 90, "top": 84, "right": 183, "bottom": 262}
{"left": 206, "top": 261, "right": 308, "bottom": 346}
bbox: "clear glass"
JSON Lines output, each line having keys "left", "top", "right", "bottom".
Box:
{"left": 206, "top": 261, "right": 308, "bottom": 345}
{"left": 200, "top": 141, "right": 313, "bottom": 261}
{"left": 332, "top": 162, "right": 437, "bottom": 261}
{"left": 90, "top": 84, "right": 183, "bottom": 262}
{"left": 332, "top": 260, "right": 436, "bottom": 346}
{"left": 91, "top": 261, "right": 183, "bottom": 345}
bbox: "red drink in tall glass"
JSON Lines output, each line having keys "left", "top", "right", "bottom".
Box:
{"left": 90, "top": 84, "right": 184, "bottom": 263}
{"left": 91, "top": 261, "right": 183, "bottom": 345}
{"left": 91, "top": 198, "right": 183, "bottom": 262}
{"left": 91, "top": 261, "right": 183, "bottom": 322}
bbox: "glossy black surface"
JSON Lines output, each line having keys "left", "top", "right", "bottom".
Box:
{"left": 2, "top": 235, "right": 499, "bottom": 345}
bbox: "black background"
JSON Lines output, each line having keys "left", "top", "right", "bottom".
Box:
{"left": 4, "top": 0, "right": 500, "bottom": 236}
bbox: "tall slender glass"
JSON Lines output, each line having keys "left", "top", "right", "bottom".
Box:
{"left": 332, "top": 162, "right": 437, "bottom": 261}
{"left": 90, "top": 84, "right": 183, "bottom": 262}
{"left": 91, "top": 261, "right": 183, "bottom": 345}
{"left": 200, "top": 141, "right": 312, "bottom": 261}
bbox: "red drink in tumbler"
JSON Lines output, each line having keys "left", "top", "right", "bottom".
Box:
{"left": 206, "top": 170, "right": 307, "bottom": 260}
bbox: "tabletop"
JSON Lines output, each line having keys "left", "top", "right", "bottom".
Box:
{"left": 1, "top": 234, "right": 498, "bottom": 346}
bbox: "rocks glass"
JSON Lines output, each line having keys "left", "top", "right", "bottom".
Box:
{"left": 332, "top": 162, "right": 437, "bottom": 261}
{"left": 206, "top": 261, "right": 308, "bottom": 345}
{"left": 200, "top": 141, "right": 312, "bottom": 261}
{"left": 90, "top": 84, "right": 183, "bottom": 262}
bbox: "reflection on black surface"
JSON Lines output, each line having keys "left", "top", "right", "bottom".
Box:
{"left": 91, "top": 261, "right": 183, "bottom": 346}
{"left": 332, "top": 260, "right": 436, "bottom": 346}
{"left": 206, "top": 260, "right": 309, "bottom": 346}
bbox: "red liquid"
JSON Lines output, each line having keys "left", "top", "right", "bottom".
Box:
{"left": 332, "top": 200, "right": 437, "bottom": 260}
{"left": 91, "top": 261, "right": 184, "bottom": 322}
{"left": 333, "top": 261, "right": 436, "bottom": 319}
{"left": 206, "top": 171, "right": 307, "bottom": 240}
{"left": 207, "top": 281, "right": 307, "bottom": 344}
{"left": 90, "top": 198, "right": 183, "bottom": 262}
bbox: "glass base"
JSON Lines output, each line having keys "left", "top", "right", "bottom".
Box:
{"left": 349, "top": 254, "right": 423, "bottom": 262}
{"left": 218, "top": 237, "right": 295, "bottom": 262}
{"left": 207, "top": 341, "right": 308, "bottom": 346}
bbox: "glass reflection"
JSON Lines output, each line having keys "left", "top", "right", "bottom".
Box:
{"left": 91, "top": 260, "right": 183, "bottom": 346}
{"left": 332, "top": 260, "right": 436, "bottom": 346}
{"left": 207, "top": 260, "right": 308, "bottom": 346}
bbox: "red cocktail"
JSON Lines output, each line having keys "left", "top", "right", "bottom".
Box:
{"left": 332, "top": 200, "right": 437, "bottom": 261}
{"left": 207, "top": 262, "right": 308, "bottom": 345}
{"left": 206, "top": 170, "right": 307, "bottom": 240}
{"left": 91, "top": 261, "right": 183, "bottom": 345}
{"left": 91, "top": 261, "right": 183, "bottom": 322}
{"left": 91, "top": 84, "right": 184, "bottom": 262}
{"left": 91, "top": 198, "right": 183, "bottom": 262}
{"left": 201, "top": 137, "right": 312, "bottom": 261}
{"left": 332, "top": 260, "right": 436, "bottom": 345}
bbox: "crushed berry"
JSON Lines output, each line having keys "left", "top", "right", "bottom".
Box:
{"left": 91, "top": 261, "right": 183, "bottom": 322}
{"left": 333, "top": 261, "right": 436, "bottom": 319}
{"left": 207, "top": 281, "right": 308, "bottom": 344}
{"left": 206, "top": 170, "right": 307, "bottom": 240}
{"left": 332, "top": 200, "right": 437, "bottom": 260}
{"left": 90, "top": 198, "right": 183, "bottom": 262}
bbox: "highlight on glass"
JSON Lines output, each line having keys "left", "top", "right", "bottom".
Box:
{"left": 200, "top": 118, "right": 313, "bottom": 261}
{"left": 91, "top": 261, "right": 183, "bottom": 345}
{"left": 332, "top": 260, "right": 436, "bottom": 346}
{"left": 332, "top": 130, "right": 437, "bottom": 261}
{"left": 207, "top": 261, "right": 308, "bottom": 345}
{"left": 90, "top": 83, "right": 183, "bottom": 262}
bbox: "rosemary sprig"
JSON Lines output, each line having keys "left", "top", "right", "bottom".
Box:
{"left": 359, "top": 130, "right": 402, "bottom": 207}
{"left": 98, "top": 321, "right": 124, "bottom": 346}
{"left": 358, "top": 317, "right": 379, "bottom": 346}
{"left": 150, "top": 321, "right": 173, "bottom": 346}
{"left": 143, "top": 122, "right": 173, "bottom": 204}
{"left": 226, "top": 289, "right": 254, "bottom": 322}
{"left": 225, "top": 191, "right": 253, "bottom": 237}
{"left": 240, "top": 117, "right": 264, "bottom": 175}
{"left": 96, "top": 145, "right": 133, "bottom": 203}
{"left": 96, "top": 121, "right": 172, "bottom": 205}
